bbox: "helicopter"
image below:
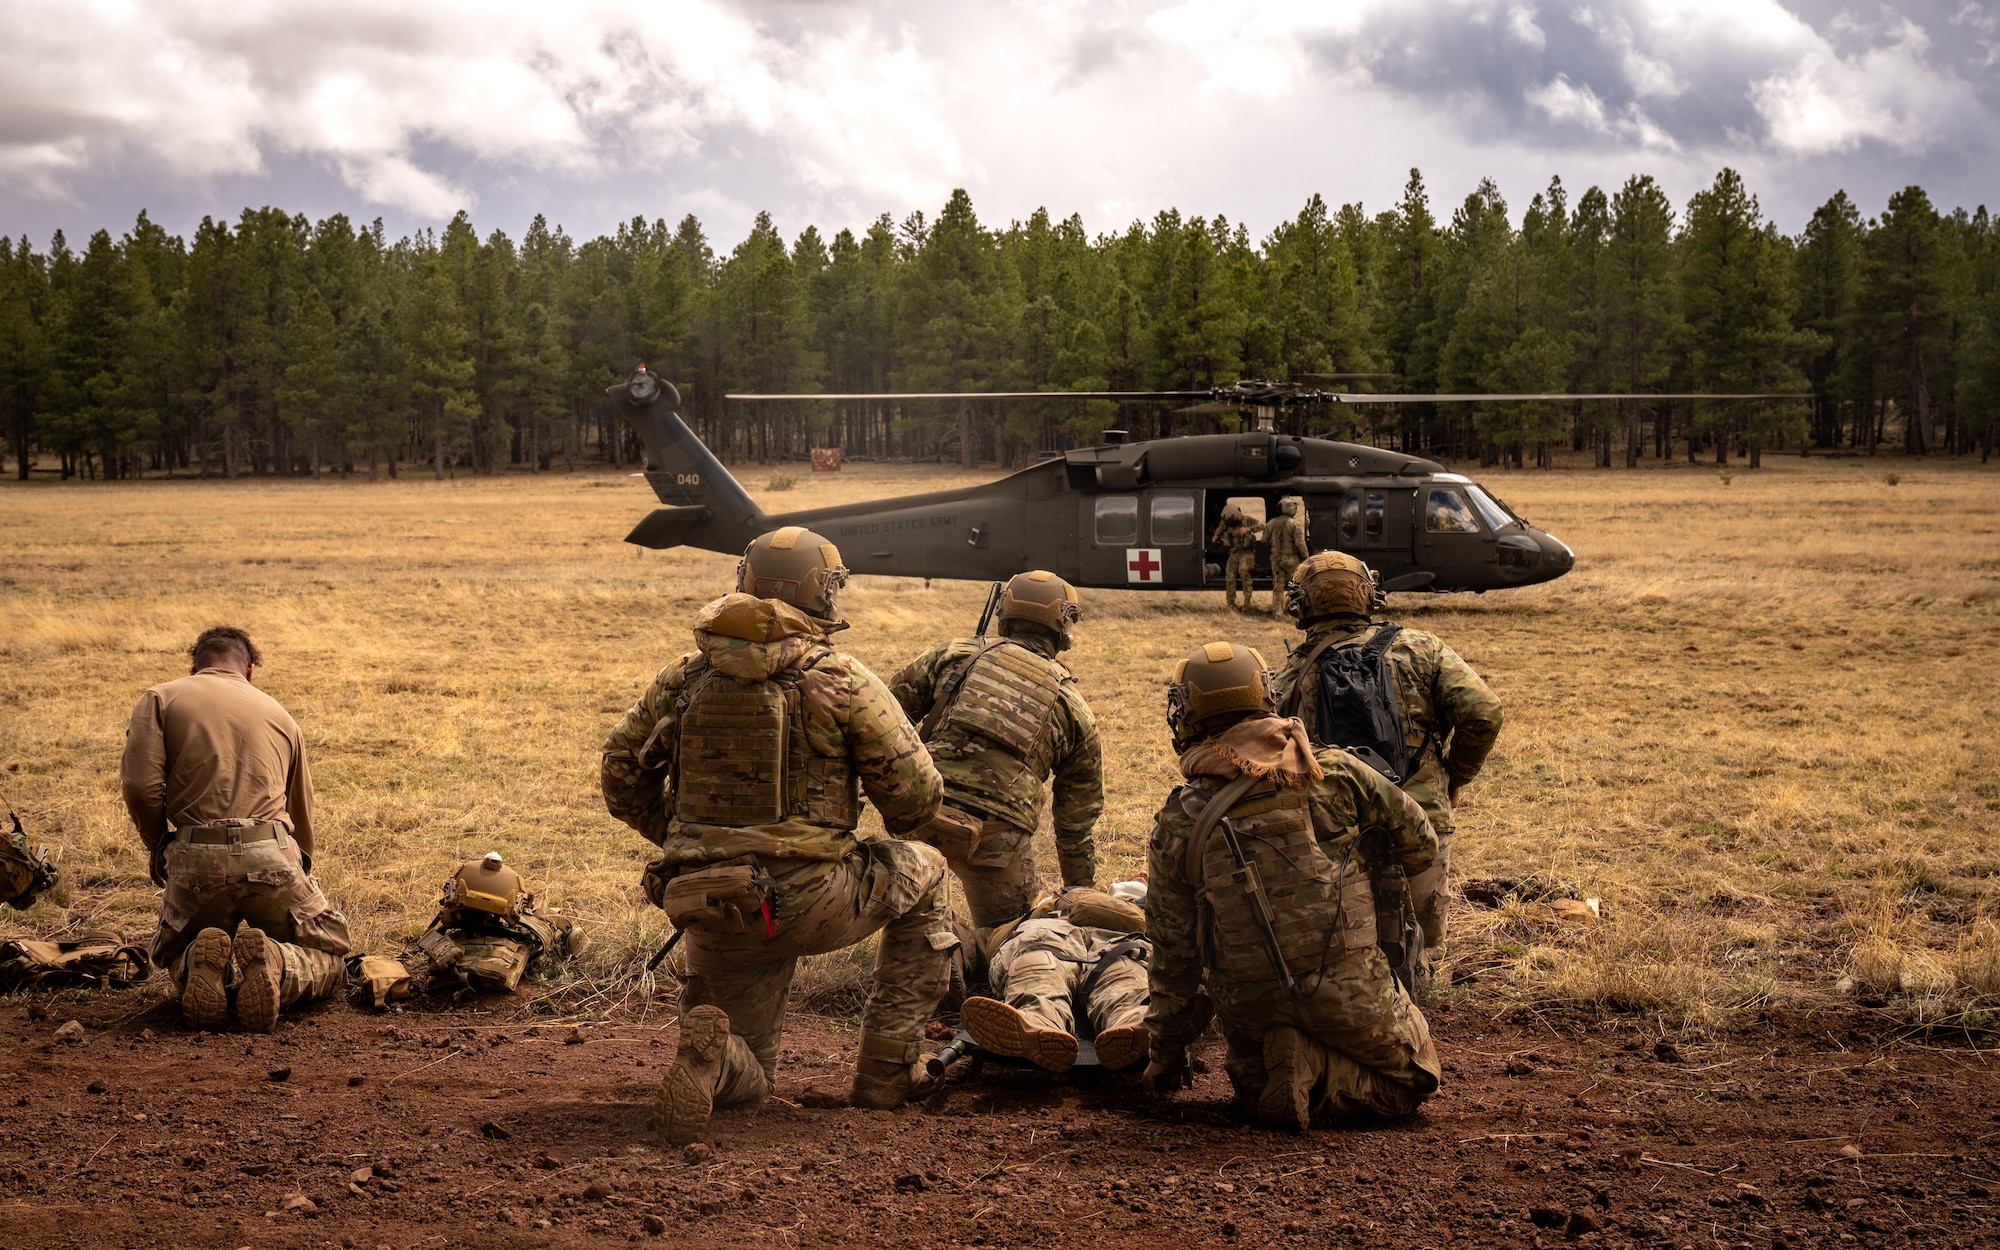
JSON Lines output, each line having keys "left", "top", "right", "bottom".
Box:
{"left": 605, "top": 369, "right": 1800, "bottom": 595}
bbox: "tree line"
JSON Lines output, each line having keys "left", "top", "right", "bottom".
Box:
{"left": 3, "top": 166, "right": 1996, "bottom": 482}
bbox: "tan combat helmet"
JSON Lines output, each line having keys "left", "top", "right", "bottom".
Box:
{"left": 998, "top": 570, "right": 1083, "bottom": 650}
{"left": 1167, "top": 641, "right": 1276, "bottom": 750}
{"left": 1280, "top": 496, "right": 1302, "bottom": 518}
{"left": 737, "top": 526, "right": 850, "bottom": 626}
{"left": 1286, "top": 550, "right": 1383, "bottom": 626}
{"left": 445, "top": 851, "right": 525, "bottom": 921}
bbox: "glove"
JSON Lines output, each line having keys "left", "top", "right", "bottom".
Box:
{"left": 1140, "top": 1053, "right": 1190, "bottom": 1094}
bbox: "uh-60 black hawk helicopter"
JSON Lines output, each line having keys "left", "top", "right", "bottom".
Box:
{"left": 606, "top": 368, "right": 1800, "bottom": 596}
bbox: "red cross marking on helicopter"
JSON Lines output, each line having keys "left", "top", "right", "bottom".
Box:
{"left": 1126, "top": 548, "right": 1161, "bottom": 583}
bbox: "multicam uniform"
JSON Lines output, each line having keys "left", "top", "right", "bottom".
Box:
{"left": 602, "top": 588, "right": 953, "bottom": 1137}
{"left": 957, "top": 887, "right": 1152, "bottom": 1072}
{"left": 889, "top": 633, "right": 1103, "bottom": 927}
{"left": 0, "top": 813, "right": 58, "bottom": 911}
{"left": 1147, "top": 715, "right": 1442, "bottom": 1126}
{"left": 1273, "top": 621, "right": 1503, "bottom": 946}
{"left": 1261, "top": 500, "right": 1311, "bottom": 613}
{"left": 1212, "top": 513, "right": 1263, "bottom": 611}
{"left": 120, "top": 666, "right": 350, "bottom": 1030}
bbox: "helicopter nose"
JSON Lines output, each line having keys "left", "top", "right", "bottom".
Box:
{"left": 1538, "top": 530, "right": 1575, "bottom": 575}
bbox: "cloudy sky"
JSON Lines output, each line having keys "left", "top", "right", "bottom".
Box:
{"left": 3, "top": 0, "right": 1996, "bottom": 249}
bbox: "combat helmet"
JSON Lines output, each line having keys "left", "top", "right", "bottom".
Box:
{"left": 442, "top": 851, "right": 526, "bottom": 922}
{"left": 1167, "top": 641, "right": 1276, "bottom": 751}
{"left": 1286, "top": 550, "right": 1383, "bottom": 626}
{"left": 998, "top": 570, "right": 1083, "bottom": 651}
{"left": 1279, "top": 496, "right": 1302, "bottom": 517}
{"left": 737, "top": 526, "right": 850, "bottom": 626}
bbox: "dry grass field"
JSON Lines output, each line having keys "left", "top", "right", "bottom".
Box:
{"left": 3, "top": 453, "right": 1997, "bottom": 1035}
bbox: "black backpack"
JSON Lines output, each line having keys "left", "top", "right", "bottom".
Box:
{"left": 1309, "top": 624, "right": 1414, "bottom": 782}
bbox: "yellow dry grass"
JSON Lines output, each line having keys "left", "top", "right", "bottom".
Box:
{"left": 2, "top": 453, "right": 1997, "bottom": 1031}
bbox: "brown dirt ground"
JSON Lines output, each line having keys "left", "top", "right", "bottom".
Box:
{"left": 4, "top": 989, "right": 1996, "bottom": 1250}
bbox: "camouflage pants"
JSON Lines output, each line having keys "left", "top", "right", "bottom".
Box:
{"left": 943, "top": 819, "right": 1038, "bottom": 930}
{"left": 680, "top": 839, "right": 955, "bottom": 1093}
{"left": 1224, "top": 552, "right": 1257, "bottom": 610}
{"left": 1269, "top": 558, "right": 1301, "bottom": 613}
{"left": 1408, "top": 833, "right": 1450, "bottom": 948}
{"left": 991, "top": 922, "right": 1146, "bottom": 1038}
{"left": 153, "top": 834, "right": 351, "bottom": 1008}
{"left": 1215, "top": 944, "right": 1440, "bottom": 1122}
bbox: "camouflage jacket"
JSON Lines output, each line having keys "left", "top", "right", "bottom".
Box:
{"left": 1144, "top": 742, "right": 1435, "bottom": 1062}
{"left": 1272, "top": 620, "right": 1503, "bottom": 836}
{"left": 1263, "top": 513, "right": 1310, "bottom": 567}
{"left": 601, "top": 594, "right": 942, "bottom": 867}
{"left": 888, "top": 633, "right": 1103, "bottom": 887}
{"left": 1211, "top": 518, "right": 1262, "bottom": 553}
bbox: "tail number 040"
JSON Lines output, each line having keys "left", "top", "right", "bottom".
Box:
{"left": 676, "top": 473, "right": 701, "bottom": 486}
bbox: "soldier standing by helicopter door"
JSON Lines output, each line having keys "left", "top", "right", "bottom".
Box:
{"left": 1273, "top": 553, "right": 1504, "bottom": 960}
{"left": 1261, "top": 497, "right": 1311, "bottom": 614}
{"left": 1211, "top": 506, "right": 1263, "bottom": 612}
{"left": 601, "top": 527, "right": 957, "bottom": 1144}
{"left": 888, "top": 571, "right": 1104, "bottom": 928}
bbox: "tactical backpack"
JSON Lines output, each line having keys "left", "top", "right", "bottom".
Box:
{"left": 1305, "top": 624, "right": 1418, "bottom": 782}
{"left": 0, "top": 932, "right": 150, "bottom": 992}
{"left": 1, "top": 811, "right": 60, "bottom": 911}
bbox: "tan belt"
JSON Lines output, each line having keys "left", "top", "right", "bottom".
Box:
{"left": 175, "top": 820, "right": 286, "bottom": 845}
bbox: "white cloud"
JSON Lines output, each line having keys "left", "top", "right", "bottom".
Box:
{"left": 1752, "top": 17, "right": 1981, "bottom": 154}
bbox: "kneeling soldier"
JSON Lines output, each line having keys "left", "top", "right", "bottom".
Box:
{"left": 119, "top": 627, "right": 350, "bottom": 1033}
{"left": 1142, "top": 641, "right": 1442, "bottom": 1130}
{"left": 958, "top": 881, "right": 1152, "bottom": 1072}
{"left": 602, "top": 527, "right": 955, "bottom": 1145}
{"left": 889, "top": 570, "right": 1104, "bottom": 928}
{"left": 419, "top": 852, "right": 588, "bottom": 992}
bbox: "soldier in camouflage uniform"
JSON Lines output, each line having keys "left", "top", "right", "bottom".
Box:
{"left": 119, "top": 626, "right": 350, "bottom": 1033}
{"left": 888, "top": 571, "right": 1103, "bottom": 929}
{"left": 601, "top": 526, "right": 955, "bottom": 1145}
{"left": 1261, "top": 497, "right": 1311, "bottom": 614}
{"left": 1142, "top": 642, "right": 1441, "bottom": 1131}
{"left": 1273, "top": 552, "right": 1503, "bottom": 949}
{"left": 957, "top": 881, "right": 1151, "bottom": 1072}
{"left": 418, "top": 853, "right": 589, "bottom": 993}
{"left": 1211, "top": 507, "right": 1263, "bottom": 612}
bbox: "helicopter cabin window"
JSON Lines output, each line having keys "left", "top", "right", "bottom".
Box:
{"left": 1364, "top": 493, "right": 1386, "bottom": 543}
{"left": 1340, "top": 494, "right": 1362, "bottom": 545}
{"left": 1425, "top": 489, "right": 1480, "bottom": 534}
{"left": 1094, "top": 496, "right": 1139, "bottom": 546}
{"left": 1464, "top": 484, "right": 1514, "bottom": 532}
{"left": 1150, "top": 494, "right": 1196, "bottom": 546}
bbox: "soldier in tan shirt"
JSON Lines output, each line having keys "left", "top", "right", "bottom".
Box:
{"left": 120, "top": 626, "right": 349, "bottom": 1032}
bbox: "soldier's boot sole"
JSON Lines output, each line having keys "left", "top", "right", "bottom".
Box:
{"left": 657, "top": 1005, "right": 730, "bottom": 1146}
{"left": 234, "top": 928, "right": 282, "bottom": 1034}
{"left": 960, "top": 997, "right": 1078, "bottom": 1073}
{"left": 181, "top": 927, "right": 233, "bottom": 1033}
{"left": 1257, "top": 1026, "right": 1321, "bottom": 1132}
{"left": 1091, "top": 1025, "right": 1149, "bottom": 1071}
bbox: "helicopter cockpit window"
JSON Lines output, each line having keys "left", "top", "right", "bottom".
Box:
{"left": 1425, "top": 489, "right": 1480, "bottom": 534}
{"left": 1364, "top": 493, "right": 1385, "bottom": 543}
{"left": 1340, "top": 494, "right": 1362, "bottom": 544}
{"left": 1150, "top": 494, "right": 1196, "bottom": 546}
{"left": 1464, "top": 484, "right": 1514, "bottom": 532}
{"left": 1094, "top": 496, "right": 1139, "bottom": 546}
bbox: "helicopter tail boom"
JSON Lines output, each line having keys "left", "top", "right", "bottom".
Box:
{"left": 616, "top": 393, "right": 771, "bottom": 555}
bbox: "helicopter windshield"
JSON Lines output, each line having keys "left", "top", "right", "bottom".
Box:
{"left": 1463, "top": 485, "right": 1516, "bottom": 532}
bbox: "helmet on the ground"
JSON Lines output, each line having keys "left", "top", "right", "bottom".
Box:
{"left": 1167, "top": 641, "right": 1276, "bottom": 751}
{"left": 443, "top": 852, "right": 525, "bottom": 920}
{"left": 998, "top": 570, "right": 1083, "bottom": 650}
{"left": 1286, "top": 550, "right": 1382, "bottom": 625}
{"left": 737, "top": 526, "right": 849, "bottom": 624}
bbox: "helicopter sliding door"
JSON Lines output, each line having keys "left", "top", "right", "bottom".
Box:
{"left": 1079, "top": 490, "right": 1203, "bottom": 589}
{"left": 1334, "top": 485, "right": 1417, "bottom": 578}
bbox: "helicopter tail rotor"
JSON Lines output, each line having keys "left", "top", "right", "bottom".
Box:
{"left": 609, "top": 367, "right": 772, "bottom": 555}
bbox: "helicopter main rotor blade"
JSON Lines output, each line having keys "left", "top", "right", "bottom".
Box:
{"left": 1297, "top": 372, "right": 1398, "bottom": 380}
{"left": 726, "top": 390, "right": 1212, "bottom": 402}
{"left": 1331, "top": 392, "right": 1812, "bottom": 404}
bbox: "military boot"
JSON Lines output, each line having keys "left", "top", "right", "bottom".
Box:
{"left": 181, "top": 927, "right": 233, "bottom": 1032}
{"left": 849, "top": 1032, "right": 934, "bottom": 1109}
{"left": 1257, "top": 1026, "right": 1329, "bottom": 1132}
{"left": 960, "top": 997, "right": 1078, "bottom": 1072}
{"left": 1090, "top": 1024, "right": 1148, "bottom": 1071}
{"left": 656, "top": 1005, "right": 768, "bottom": 1146}
{"left": 234, "top": 927, "right": 283, "bottom": 1034}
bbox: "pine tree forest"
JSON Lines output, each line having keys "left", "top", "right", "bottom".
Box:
{"left": 5, "top": 168, "right": 1998, "bottom": 483}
